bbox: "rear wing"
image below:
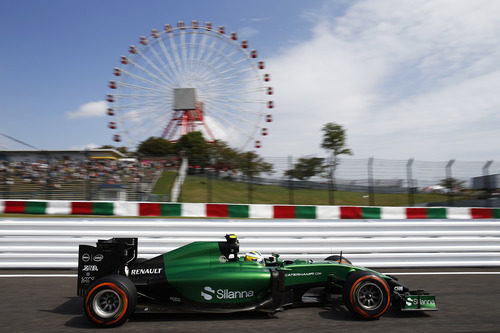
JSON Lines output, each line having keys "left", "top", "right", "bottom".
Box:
{"left": 77, "top": 238, "right": 138, "bottom": 296}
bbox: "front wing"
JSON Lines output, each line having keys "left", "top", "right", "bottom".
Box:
{"left": 400, "top": 294, "right": 438, "bottom": 311}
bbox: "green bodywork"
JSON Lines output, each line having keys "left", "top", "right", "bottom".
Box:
{"left": 160, "top": 240, "right": 388, "bottom": 305}
{"left": 282, "top": 259, "right": 386, "bottom": 287}
{"left": 162, "top": 241, "right": 270, "bottom": 304}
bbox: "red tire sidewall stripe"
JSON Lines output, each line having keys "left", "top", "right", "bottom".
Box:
{"left": 85, "top": 282, "right": 129, "bottom": 325}
{"left": 349, "top": 275, "right": 390, "bottom": 319}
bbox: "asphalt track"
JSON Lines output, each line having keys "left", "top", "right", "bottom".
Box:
{"left": 1, "top": 268, "right": 499, "bottom": 333}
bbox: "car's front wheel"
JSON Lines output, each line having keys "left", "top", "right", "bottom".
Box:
{"left": 84, "top": 275, "right": 137, "bottom": 327}
{"left": 342, "top": 271, "right": 390, "bottom": 320}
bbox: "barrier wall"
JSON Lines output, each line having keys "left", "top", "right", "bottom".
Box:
{"left": 1, "top": 218, "right": 500, "bottom": 269}
{"left": 1, "top": 200, "right": 500, "bottom": 219}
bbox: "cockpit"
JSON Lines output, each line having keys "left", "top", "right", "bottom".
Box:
{"left": 217, "top": 234, "right": 284, "bottom": 267}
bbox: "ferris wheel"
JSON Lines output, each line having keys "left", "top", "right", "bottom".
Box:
{"left": 107, "top": 20, "right": 274, "bottom": 151}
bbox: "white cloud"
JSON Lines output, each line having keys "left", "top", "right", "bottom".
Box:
{"left": 70, "top": 143, "right": 100, "bottom": 150}
{"left": 67, "top": 101, "right": 108, "bottom": 119}
{"left": 238, "top": 27, "right": 259, "bottom": 40}
{"left": 249, "top": 17, "right": 272, "bottom": 23}
{"left": 261, "top": 0, "right": 500, "bottom": 161}
{"left": 240, "top": 16, "right": 272, "bottom": 23}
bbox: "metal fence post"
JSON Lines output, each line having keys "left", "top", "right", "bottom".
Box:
{"left": 288, "top": 155, "right": 294, "bottom": 205}
{"left": 328, "top": 153, "right": 335, "bottom": 205}
{"left": 247, "top": 154, "right": 252, "bottom": 204}
{"left": 446, "top": 159, "right": 455, "bottom": 206}
{"left": 207, "top": 168, "right": 212, "bottom": 203}
{"left": 407, "top": 158, "right": 414, "bottom": 206}
{"left": 206, "top": 154, "right": 213, "bottom": 203}
{"left": 368, "top": 157, "right": 375, "bottom": 206}
{"left": 0, "top": 164, "right": 5, "bottom": 199}
{"left": 483, "top": 160, "right": 493, "bottom": 207}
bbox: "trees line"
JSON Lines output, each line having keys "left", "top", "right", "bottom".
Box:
{"left": 102, "top": 122, "right": 352, "bottom": 204}
{"left": 102, "top": 124, "right": 469, "bottom": 205}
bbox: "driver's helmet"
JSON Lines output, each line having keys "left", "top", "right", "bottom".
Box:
{"left": 244, "top": 251, "right": 265, "bottom": 265}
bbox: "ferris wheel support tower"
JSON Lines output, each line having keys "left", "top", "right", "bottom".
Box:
{"left": 162, "top": 88, "right": 216, "bottom": 142}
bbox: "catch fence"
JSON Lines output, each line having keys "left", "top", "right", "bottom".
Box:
{"left": 2, "top": 156, "right": 499, "bottom": 207}
{"left": 186, "top": 157, "right": 500, "bottom": 207}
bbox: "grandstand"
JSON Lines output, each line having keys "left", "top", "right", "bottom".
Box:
{"left": 0, "top": 149, "right": 167, "bottom": 202}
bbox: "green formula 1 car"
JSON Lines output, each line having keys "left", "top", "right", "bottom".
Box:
{"left": 77, "top": 234, "right": 437, "bottom": 327}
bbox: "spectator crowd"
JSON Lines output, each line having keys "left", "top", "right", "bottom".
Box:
{"left": 0, "top": 158, "right": 166, "bottom": 188}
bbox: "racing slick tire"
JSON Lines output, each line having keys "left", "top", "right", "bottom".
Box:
{"left": 84, "top": 275, "right": 137, "bottom": 327}
{"left": 342, "top": 271, "right": 391, "bottom": 320}
{"left": 324, "top": 255, "right": 352, "bottom": 265}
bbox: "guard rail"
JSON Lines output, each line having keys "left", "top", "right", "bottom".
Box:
{"left": 1, "top": 218, "right": 500, "bottom": 268}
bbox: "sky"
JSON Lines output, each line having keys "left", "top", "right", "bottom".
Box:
{"left": 1, "top": 0, "right": 500, "bottom": 162}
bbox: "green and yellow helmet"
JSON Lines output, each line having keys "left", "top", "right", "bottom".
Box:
{"left": 244, "top": 251, "right": 264, "bottom": 265}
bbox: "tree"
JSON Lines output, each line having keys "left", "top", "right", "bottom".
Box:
{"left": 115, "top": 146, "right": 131, "bottom": 156}
{"left": 175, "top": 132, "right": 209, "bottom": 167}
{"left": 285, "top": 157, "right": 325, "bottom": 180}
{"left": 439, "top": 177, "right": 465, "bottom": 192}
{"left": 238, "top": 151, "right": 274, "bottom": 178}
{"left": 201, "top": 139, "right": 273, "bottom": 177}
{"left": 321, "top": 122, "right": 353, "bottom": 204}
{"left": 321, "top": 122, "right": 353, "bottom": 156}
{"left": 208, "top": 140, "right": 241, "bottom": 174}
{"left": 238, "top": 150, "right": 274, "bottom": 204}
{"left": 137, "top": 137, "right": 175, "bottom": 156}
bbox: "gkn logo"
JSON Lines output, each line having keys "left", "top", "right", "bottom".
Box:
{"left": 201, "top": 286, "right": 254, "bottom": 301}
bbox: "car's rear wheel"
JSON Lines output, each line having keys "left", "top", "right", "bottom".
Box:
{"left": 342, "top": 271, "right": 390, "bottom": 320}
{"left": 324, "top": 255, "right": 352, "bottom": 265}
{"left": 84, "top": 275, "right": 137, "bottom": 327}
